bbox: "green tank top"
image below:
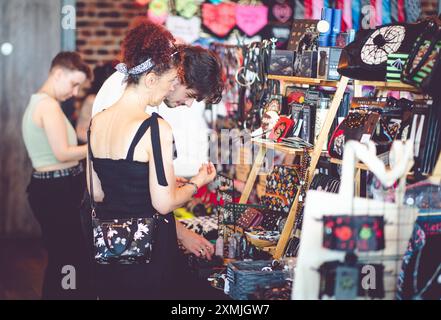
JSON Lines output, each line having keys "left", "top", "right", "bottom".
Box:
{"left": 22, "top": 93, "right": 78, "bottom": 169}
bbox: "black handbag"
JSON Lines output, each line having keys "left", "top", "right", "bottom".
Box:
{"left": 328, "top": 108, "right": 381, "bottom": 159}
{"left": 401, "top": 17, "right": 441, "bottom": 99}
{"left": 87, "top": 123, "right": 158, "bottom": 265}
{"left": 338, "top": 21, "right": 428, "bottom": 81}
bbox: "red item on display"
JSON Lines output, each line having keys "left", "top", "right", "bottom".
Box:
{"left": 269, "top": 117, "right": 294, "bottom": 142}
{"left": 202, "top": 3, "right": 237, "bottom": 37}
{"left": 287, "top": 91, "right": 306, "bottom": 104}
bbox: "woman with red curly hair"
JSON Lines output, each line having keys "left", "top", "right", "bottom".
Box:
{"left": 86, "top": 20, "right": 216, "bottom": 299}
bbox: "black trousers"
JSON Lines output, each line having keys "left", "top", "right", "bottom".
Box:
{"left": 27, "top": 172, "right": 95, "bottom": 300}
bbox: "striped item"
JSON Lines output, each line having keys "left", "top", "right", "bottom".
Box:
{"left": 411, "top": 40, "right": 441, "bottom": 85}
{"left": 386, "top": 53, "right": 408, "bottom": 82}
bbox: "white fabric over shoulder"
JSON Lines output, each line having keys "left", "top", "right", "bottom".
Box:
{"left": 92, "top": 71, "right": 126, "bottom": 117}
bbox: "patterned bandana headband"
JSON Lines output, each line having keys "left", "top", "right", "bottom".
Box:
{"left": 115, "top": 48, "right": 179, "bottom": 83}
{"left": 115, "top": 58, "right": 155, "bottom": 83}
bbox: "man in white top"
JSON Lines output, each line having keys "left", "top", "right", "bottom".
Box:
{"left": 93, "top": 45, "right": 223, "bottom": 177}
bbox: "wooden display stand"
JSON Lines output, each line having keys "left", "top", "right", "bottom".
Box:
{"left": 239, "top": 75, "right": 426, "bottom": 259}
{"left": 240, "top": 76, "right": 350, "bottom": 258}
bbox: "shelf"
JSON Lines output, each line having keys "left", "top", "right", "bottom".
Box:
{"left": 268, "top": 75, "right": 420, "bottom": 93}
{"left": 354, "top": 80, "right": 420, "bottom": 92}
{"left": 252, "top": 138, "right": 305, "bottom": 155}
{"left": 268, "top": 75, "right": 340, "bottom": 87}
{"left": 330, "top": 157, "right": 371, "bottom": 171}
{"left": 329, "top": 158, "right": 419, "bottom": 176}
{"left": 260, "top": 246, "right": 276, "bottom": 255}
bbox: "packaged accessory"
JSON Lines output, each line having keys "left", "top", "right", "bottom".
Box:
{"left": 220, "top": 203, "right": 264, "bottom": 225}
{"left": 236, "top": 207, "right": 264, "bottom": 230}
{"left": 269, "top": 117, "right": 295, "bottom": 142}
{"left": 294, "top": 51, "right": 318, "bottom": 78}
{"left": 269, "top": 50, "right": 295, "bottom": 76}
{"left": 287, "top": 19, "right": 319, "bottom": 51}
{"left": 262, "top": 80, "right": 283, "bottom": 115}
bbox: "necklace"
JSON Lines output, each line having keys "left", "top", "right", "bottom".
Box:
{"left": 293, "top": 147, "right": 312, "bottom": 232}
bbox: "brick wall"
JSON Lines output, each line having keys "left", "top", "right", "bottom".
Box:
{"left": 75, "top": 0, "right": 148, "bottom": 72}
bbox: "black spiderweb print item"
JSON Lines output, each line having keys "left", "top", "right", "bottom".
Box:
{"left": 361, "top": 26, "right": 406, "bottom": 65}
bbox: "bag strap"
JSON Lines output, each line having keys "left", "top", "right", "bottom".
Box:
{"left": 149, "top": 113, "right": 168, "bottom": 187}
{"left": 87, "top": 119, "right": 96, "bottom": 215}
{"left": 126, "top": 117, "right": 153, "bottom": 161}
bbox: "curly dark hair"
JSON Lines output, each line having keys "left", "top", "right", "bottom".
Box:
{"left": 121, "top": 18, "right": 183, "bottom": 85}
{"left": 179, "top": 45, "right": 224, "bottom": 104}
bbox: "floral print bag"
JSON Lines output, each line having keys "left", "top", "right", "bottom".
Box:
{"left": 92, "top": 215, "right": 157, "bottom": 264}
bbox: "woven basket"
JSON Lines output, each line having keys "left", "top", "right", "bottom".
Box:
{"left": 227, "top": 260, "right": 287, "bottom": 300}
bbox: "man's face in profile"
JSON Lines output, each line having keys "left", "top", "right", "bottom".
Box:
{"left": 163, "top": 80, "right": 198, "bottom": 108}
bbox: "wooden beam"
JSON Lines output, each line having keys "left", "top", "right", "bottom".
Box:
{"left": 274, "top": 77, "right": 350, "bottom": 259}
{"left": 239, "top": 145, "right": 267, "bottom": 204}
